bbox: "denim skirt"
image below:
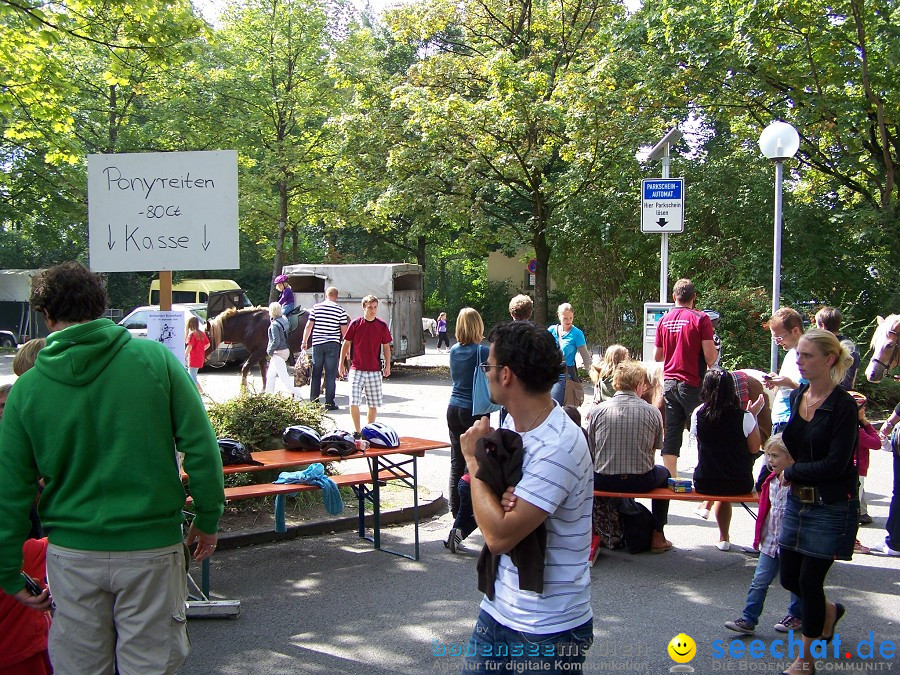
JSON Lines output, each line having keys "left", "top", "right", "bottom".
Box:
{"left": 779, "top": 494, "right": 859, "bottom": 561}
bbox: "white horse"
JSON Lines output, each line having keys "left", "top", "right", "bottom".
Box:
{"left": 866, "top": 313, "right": 900, "bottom": 383}
{"left": 422, "top": 317, "right": 437, "bottom": 337}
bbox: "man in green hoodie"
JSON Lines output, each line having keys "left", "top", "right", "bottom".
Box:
{"left": 0, "top": 262, "right": 225, "bottom": 674}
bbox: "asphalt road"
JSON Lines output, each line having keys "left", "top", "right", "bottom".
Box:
{"left": 2, "top": 341, "right": 898, "bottom": 673}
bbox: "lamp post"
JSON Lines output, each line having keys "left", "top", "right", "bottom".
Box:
{"left": 758, "top": 121, "right": 800, "bottom": 372}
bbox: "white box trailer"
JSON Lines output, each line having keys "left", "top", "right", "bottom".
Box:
{"left": 281, "top": 263, "right": 425, "bottom": 362}
{"left": 0, "top": 269, "right": 49, "bottom": 347}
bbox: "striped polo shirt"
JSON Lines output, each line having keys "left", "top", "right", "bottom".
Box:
{"left": 481, "top": 404, "right": 593, "bottom": 633}
{"left": 308, "top": 299, "right": 349, "bottom": 346}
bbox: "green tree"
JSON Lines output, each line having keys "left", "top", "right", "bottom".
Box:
{"left": 386, "top": 0, "right": 644, "bottom": 324}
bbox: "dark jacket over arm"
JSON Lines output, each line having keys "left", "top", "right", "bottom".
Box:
{"left": 474, "top": 429, "right": 547, "bottom": 599}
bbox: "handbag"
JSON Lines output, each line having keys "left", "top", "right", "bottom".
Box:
{"left": 472, "top": 345, "right": 502, "bottom": 416}
{"left": 564, "top": 376, "right": 584, "bottom": 407}
{"left": 293, "top": 350, "right": 311, "bottom": 387}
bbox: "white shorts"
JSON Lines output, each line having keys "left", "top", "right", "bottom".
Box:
{"left": 349, "top": 369, "right": 383, "bottom": 408}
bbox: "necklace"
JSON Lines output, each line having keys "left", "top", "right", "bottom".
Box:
{"left": 805, "top": 388, "right": 833, "bottom": 416}
{"left": 520, "top": 403, "right": 554, "bottom": 433}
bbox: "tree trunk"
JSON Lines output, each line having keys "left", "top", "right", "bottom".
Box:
{"left": 532, "top": 226, "right": 550, "bottom": 326}
{"left": 417, "top": 235, "right": 426, "bottom": 270}
{"left": 269, "top": 180, "right": 288, "bottom": 302}
{"left": 107, "top": 85, "right": 117, "bottom": 153}
{"left": 439, "top": 257, "right": 447, "bottom": 302}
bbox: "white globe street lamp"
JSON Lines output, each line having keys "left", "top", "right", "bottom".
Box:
{"left": 759, "top": 121, "right": 800, "bottom": 372}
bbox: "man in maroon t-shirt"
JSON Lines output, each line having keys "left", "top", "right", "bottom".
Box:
{"left": 654, "top": 278, "right": 718, "bottom": 476}
{"left": 339, "top": 295, "right": 393, "bottom": 433}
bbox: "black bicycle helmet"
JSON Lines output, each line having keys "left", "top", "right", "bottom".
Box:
{"left": 283, "top": 425, "right": 321, "bottom": 451}
{"left": 217, "top": 438, "right": 262, "bottom": 466}
{"left": 320, "top": 429, "right": 358, "bottom": 457}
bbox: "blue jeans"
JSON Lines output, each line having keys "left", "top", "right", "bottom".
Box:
{"left": 742, "top": 552, "right": 802, "bottom": 626}
{"left": 310, "top": 341, "right": 340, "bottom": 405}
{"left": 464, "top": 609, "right": 592, "bottom": 672}
{"left": 886, "top": 433, "right": 899, "bottom": 550}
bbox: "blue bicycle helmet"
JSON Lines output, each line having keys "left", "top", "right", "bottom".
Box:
{"left": 361, "top": 422, "right": 400, "bottom": 448}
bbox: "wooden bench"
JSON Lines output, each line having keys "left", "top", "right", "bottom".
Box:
{"left": 186, "top": 469, "right": 410, "bottom": 533}
{"left": 593, "top": 487, "right": 759, "bottom": 520}
{"left": 593, "top": 487, "right": 759, "bottom": 503}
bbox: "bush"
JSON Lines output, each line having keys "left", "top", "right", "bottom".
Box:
{"left": 854, "top": 365, "right": 900, "bottom": 417}
{"left": 207, "top": 392, "right": 327, "bottom": 450}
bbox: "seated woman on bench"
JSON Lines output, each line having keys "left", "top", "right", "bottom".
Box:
{"left": 690, "top": 368, "right": 765, "bottom": 550}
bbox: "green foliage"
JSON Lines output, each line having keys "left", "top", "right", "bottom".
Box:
{"left": 854, "top": 372, "right": 900, "bottom": 417}
{"left": 207, "top": 392, "right": 327, "bottom": 450}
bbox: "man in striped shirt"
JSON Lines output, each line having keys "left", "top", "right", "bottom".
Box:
{"left": 302, "top": 287, "right": 349, "bottom": 411}
{"left": 460, "top": 321, "right": 593, "bottom": 671}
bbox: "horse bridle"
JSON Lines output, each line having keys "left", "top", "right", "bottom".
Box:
{"left": 871, "top": 328, "right": 900, "bottom": 378}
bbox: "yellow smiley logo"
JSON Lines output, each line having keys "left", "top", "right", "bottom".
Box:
{"left": 667, "top": 633, "right": 697, "bottom": 663}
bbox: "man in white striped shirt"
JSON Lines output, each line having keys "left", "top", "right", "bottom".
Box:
{"left": 460, "top": 321, "right": 593, "bottom": 672}
{"left": 302, "top": 287, "right": 349, "bottom": 411}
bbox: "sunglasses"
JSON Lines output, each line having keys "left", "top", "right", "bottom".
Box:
{"left": 479, "top": 362, "right": 503, "bottom": 373}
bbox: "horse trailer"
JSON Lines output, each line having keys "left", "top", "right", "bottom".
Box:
{"left": 280, "top": 263, "right": 425, "bottom": 362}
{"left": 0, "top": 269, "right": 49, "bottom": 348}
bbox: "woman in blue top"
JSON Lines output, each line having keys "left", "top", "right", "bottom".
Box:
{"left": 548, "top": 303, "right": 592, "bottom": 406}
{"left": 444, "top": 308, "right": 487, "bottom": 551}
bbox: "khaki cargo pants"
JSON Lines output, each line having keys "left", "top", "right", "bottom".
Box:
{"left": 47, "top": 543, "right": 189, "bottom": 675}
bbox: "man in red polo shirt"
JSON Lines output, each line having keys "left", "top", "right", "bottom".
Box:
{"left": 654, "top": 278, "right": 718, "bottom": 477}
{"left": 339, "top": 295, "right": 393, "bottom": 433}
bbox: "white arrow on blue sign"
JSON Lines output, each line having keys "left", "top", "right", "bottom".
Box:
{"left": 641, "top": 178, "right": 684, "bottom": 233}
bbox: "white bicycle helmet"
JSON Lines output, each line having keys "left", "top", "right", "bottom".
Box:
{"left": 361, "top": 422, "right": 400, "bottom": 448}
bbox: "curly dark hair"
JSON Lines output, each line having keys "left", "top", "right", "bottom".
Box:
{"left": 699, "top": 368, "right": 740, "bottom": 425}
{"left": 31, "top": 262, "right": 108, "bottom": 323}
{"left": 488, "top": 321, "right": 563, "bottom": 395}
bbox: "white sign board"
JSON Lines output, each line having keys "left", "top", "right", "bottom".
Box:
{"left": 147, "top": 311, "right": 186, "bottom": 366}
{"left": 641, "top": 178, "right": 684, "bottom": 233}
{"left": 88, "top": 150, "right": 239, "bottom": 272}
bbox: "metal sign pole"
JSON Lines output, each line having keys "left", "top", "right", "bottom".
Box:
{"left": 659, "top": 145, "right": 670, "bottom": 303}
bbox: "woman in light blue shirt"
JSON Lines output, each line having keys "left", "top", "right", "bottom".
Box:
{"left": 548, "top": 303, "right": 592, "bottom": 405}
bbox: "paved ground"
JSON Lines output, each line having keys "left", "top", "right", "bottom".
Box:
{"left": 2, "top": 338, "right": 899, "bottom": 673}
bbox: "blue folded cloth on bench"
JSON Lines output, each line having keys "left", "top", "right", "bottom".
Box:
{"left": 274, "top": 463, "right": 344, "bottom": 515}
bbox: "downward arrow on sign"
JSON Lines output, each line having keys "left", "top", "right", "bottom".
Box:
{"left": 656, "top": 218, "right": 668, "bottom": 227}
{"left": 202, "top": 224, "right": 211, "bottom": 251}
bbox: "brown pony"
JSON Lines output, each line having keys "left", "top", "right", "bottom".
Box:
{"left": 206, "top": 307, "right": 308, "bottom": 389}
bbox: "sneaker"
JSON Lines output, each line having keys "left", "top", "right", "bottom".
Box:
{"left": 717, "top": 541, "right": 731, "bottom": 551}
{"left": 694, "top": 505, "right": 710, "bottom": 520}
{"left": 725, "top": 618, "right": 755, "bottom": 634}
{"left": 858, "top": 514, "right": 873, "bottom": 525}
{"left": 444, "top": 528, "right": 462, "bottom": 554}
{"left": 774, "top": 615, "right": 802, "bottom": 633}
{"left": 869, "top": 540, "right": 900, "bottom": 557}
{"left": 353, "top": 431, "right": 362, "bottom": 440}
{"left": 854, "top": 539, "right": 870, "bottom": 554}
{"left": 324, "top": 403, "right": 340, "bottom": 411}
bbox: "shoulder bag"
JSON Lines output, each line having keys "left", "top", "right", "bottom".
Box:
{"left": 472, "top": 344, "right": 502, "bottom": 416}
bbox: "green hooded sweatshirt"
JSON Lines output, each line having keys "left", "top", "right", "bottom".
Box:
{"left": 0, "top": 319, "right": 224, "bottom": 594}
